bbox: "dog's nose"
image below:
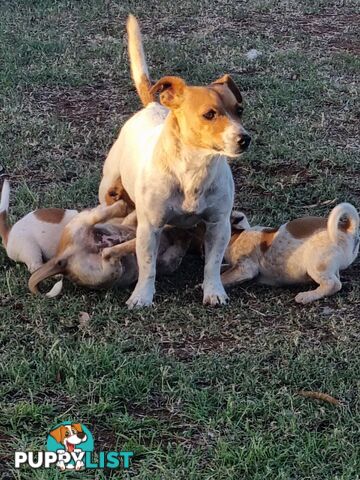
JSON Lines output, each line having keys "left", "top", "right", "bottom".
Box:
{"left": 238, "top": 133, "right": 251, "bottom": 151}
{"left": 77, "top": 432, "right": 86, "bottom": 439}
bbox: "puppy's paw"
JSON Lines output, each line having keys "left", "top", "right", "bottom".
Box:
{"left": 295, "top": 291, "right": 317, "bottom": 304}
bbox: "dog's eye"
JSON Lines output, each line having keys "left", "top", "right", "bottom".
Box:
{"left": 203, "top": 109, "right": 216, "bottom": 120}
{"left": 236, "top": 105, "right": 244, "bottom": 116}
{"left": 65, "top": 431, "right": 70, "bottom": 437}
{"left": 72, "top": 429, "right": 77, "bottom": 434}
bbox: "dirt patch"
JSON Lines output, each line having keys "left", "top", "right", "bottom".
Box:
{"left": 28, "top": 83, "right": 134, "bottom": 126}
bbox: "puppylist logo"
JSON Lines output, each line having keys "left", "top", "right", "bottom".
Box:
{"left": 14, "top": 421, "right": 133, "bottom": 471}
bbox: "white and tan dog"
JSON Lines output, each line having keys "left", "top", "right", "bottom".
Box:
{"left": 0, "top": 179, "right": 78, "bottom": 273}
{"left": 222, "top": 204, "right": 359, "bottom": 303}
{"left": 99, "top": 15, "right": 251, "bottom": 308}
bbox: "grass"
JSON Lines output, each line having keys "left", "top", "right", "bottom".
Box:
{"left": 0, "top": 0, "right": 359, "bottom": 478}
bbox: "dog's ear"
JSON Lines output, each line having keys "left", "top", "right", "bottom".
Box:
{"left": 49, "top": 425, "right": 65, "bottom": 444}
{"left": 150, "top": 76, "right": 186, "bottom": 109}
{"left": 212, "top": 74, "right": 242, "bottom": 103}
{"left": 72, "top": 423, "right": 82, "bottom": 433}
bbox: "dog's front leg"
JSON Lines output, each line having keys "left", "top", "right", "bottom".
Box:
{"left": 126, "top": 221, "right": 161, "bottom": 309}
{"left": 203, "top": 219, "right": 231, "bottom": 305}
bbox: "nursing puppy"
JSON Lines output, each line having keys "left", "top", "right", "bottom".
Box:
{"left": 222, "top": 204, "right": 359, "bottom": 303}
{"left": 0, "top": 179, "right": 78, "bottom": 273}
{"left": 29, "top": 202, "right": 194, "bottom": 295}
{"left": 98, "top": 15, "right": 251, "bottom": 308}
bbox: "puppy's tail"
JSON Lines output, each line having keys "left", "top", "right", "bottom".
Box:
{"left": 327, "top": 202, "right": 359, "bottom": 244}
{"left": 127, "top": 14, "right": 154, "bottom": 106}
{"left": 0, "top": 179, "right": 11, "bottom": 248}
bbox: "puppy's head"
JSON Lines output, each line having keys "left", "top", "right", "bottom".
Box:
{"left": 150, "top": 75, "right": 251, "bottom": 158}
{"left": 231, "top": 211, "right": 250, "bottom": 232}
{"left": 105, "top": 177, "right": 135, "bottom": 211}
{"left": 49, "top": 424, "right": 87, "bottom": 452}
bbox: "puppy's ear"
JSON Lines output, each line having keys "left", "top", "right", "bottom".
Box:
{"left": 49, "top": 426, "right": 65, "bottom": 444}
{"left": 72, "top": 423, "right": 82, "bottom": 433}
{"left": 150, "top": 76, "right": 186, "bottom": 109}
{"left": 212, "top": 74, "right": 242, "bottom": 103}
{"left": 230, "top": 211, "right": 250, "bottom": 230}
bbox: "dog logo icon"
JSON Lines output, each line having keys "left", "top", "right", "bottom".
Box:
{"left": 47, "top": 422, "right": 94, "bottom": 471}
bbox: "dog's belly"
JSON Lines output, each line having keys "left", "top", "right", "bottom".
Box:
{"left": 258, "top": 238, "right": 310, "bottom": 285}
{"left": 167, "top": 213, "right": 202, "bottom": 228}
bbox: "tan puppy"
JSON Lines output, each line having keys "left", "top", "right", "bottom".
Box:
{"left": 29, "top": 202, "right": 195, "bottom": 295}
{"left": 98, "top": 15, "right": 251, "bottom": 309}
{"left": 29, "top": 201, "right": 137, "bottom": 294}
{"left": 222, "top": 204, "right": 359, "bottom": 303}
{"left": 0, "top": 180, "right": 78, "bottom": 273}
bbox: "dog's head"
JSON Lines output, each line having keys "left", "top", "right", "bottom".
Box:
{"left": 231, "top": 211, "right": 250, "bottom": 232}
{"left": 49, "top": 424, "right": 87, "bottom": 452}
{"left": 150, "top": 74, "right": 251, "bottom": 157}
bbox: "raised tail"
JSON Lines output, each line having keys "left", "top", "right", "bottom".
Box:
{"left": 327, "top": 202, "right": 359, "bottom": 243}
{"left": 127, "top": 14, "right": 154, "bottom": 106}
{"left": 0, "top": 179, "right": 11, "bottom": 247}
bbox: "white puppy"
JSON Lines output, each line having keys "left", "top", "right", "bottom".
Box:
{"left": 0, "top": 180, "right": 77, "bottom": 273}
{"left": 99, "top": 15, "right": 251, "bottom": 308}
{"left": 222, "top": 204, "right": 360, "bottom": 303}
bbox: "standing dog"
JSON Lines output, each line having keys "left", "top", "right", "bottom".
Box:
{"left": 0, "top": 179, "right": 77, "bottom": 273}
{"left": 99, "top": 15, "right": 251, "bottom": 308}
{"left": 222, "top": 204, "right": 359, "bottom": 303}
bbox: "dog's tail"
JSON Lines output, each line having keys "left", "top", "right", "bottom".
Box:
{"left": 0, "top": 179, "right": 11, "bottom": 248}
{"left": 127, "top": 14, "right": 154, "bottom": 106}
{"left": 28, "top": 257, "right": 66, "bottom": 298}
{"left": 327, "top": 202, "right": 359, "bottom": 243}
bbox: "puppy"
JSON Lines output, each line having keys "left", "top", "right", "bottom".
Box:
{"left": 49, "top": 423, "right": 87, "bottom": 471}
{"left": 29, "top": 202, "right": 194, "bottom": 295}
{"left": 29, "top": 201, "right": 138, "bottom": 294}
{"left": 98, "top": 15, "right": 251, "bottom": 308}
{"left": 222, "top": 204, "right": 359, "bottom": 303}
{"left": 0, "top": 180, "right": 78, "bottom": 273}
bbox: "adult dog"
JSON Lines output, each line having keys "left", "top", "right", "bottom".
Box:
{"left": 99, "top": 15, "right": 251, "bottom": 308}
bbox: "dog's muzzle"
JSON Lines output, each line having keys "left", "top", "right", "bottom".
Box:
{"left": 237, "top": 133, "right": 251, "bottom": 152}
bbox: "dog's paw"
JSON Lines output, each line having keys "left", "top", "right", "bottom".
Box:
{"left": 295, "top": 291, "right": 317, "bottom": 304}
{"left": 126, "top": 292, "right": 153, "bottom": 309}
{"left": 203, "top": 288, "right": 229, "bottom": 306}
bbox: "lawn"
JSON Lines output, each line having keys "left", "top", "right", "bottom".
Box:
{"left": 1, "top": 0, "right": 360, "bottom": 478}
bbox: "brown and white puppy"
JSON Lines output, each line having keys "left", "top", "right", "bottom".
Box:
{"left": 98, "top": 15, "right": 251, "bottom": 309}
{"left": 28, "top": 201, "right": 195, "bottom": 295}
{"left": 49, "top": 423, "right": 87, "bottom": 471}
{"left": 0, "top": 180, "right": 78, "bottom": 273}
{"left": 222, "top": 204, "right": 359, "bottom": 303}
{"left": 28, "top": 201, "right": 137, "bottom": 295}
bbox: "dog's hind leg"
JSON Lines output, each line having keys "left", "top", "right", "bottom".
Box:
{"left": 295, "top": 264, "right": 342, "bottom": 304}
{"left": 7, "top": 241, "right": 44, "bottom": 273}
{"left": 221, "top": 259, "right": 258, "bottom": 286}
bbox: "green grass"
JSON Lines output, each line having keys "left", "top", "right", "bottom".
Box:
{"left": 1, "top": 0, "right": 360, "bottom": 478}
